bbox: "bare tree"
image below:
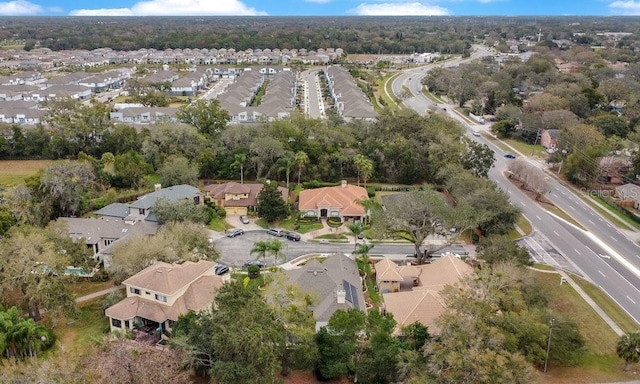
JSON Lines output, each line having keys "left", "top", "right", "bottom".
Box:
{"left": 507, "top": 159, "right": 551, "bottom": 200}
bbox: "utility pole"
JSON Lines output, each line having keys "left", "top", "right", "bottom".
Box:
{"left": 543, "top": 318, "right": 555, "bottom": 373}
{"left": 531, "top": 127, "right": 542, "bottom": 156}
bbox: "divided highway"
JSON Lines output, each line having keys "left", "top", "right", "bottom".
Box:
{"left": 390, "top": 49, "right": 640, "bottom": 324}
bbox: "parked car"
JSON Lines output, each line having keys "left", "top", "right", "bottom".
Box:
{"left": 227, "top": 228, "right": 244, "bottom": 238}
{"left": 214, "top": 265, "right": 229, "bottom": 275}
{"left": 472, "top": 129, "right": 480, "bottom": 137}
{"left": 286, "top": 232, "right": 301, "bottom": 241}
{"left": 267, "top": 228, "right": 284, "bottom": 237}
{"left": 504, "top": 153, "right": 516, "bottom": 159}
{"left": 243, "top": 259, "right": 267, "bottom": 268}
{"left": 240, "top": 215, "right": 250, "bottom": 224}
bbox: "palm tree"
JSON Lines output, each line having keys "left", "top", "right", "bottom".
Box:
{"left": 231, "top": 153, "right": 247, "bottom": 184}
{"left": 295, "top": 151, "right": 308, "bottom": 186}
{"left": 616, "top": 331, "right": 640, "bottom": 371}
{"left": 353, "top": 154, "right": 367, "bottom": 186}
{"left": 269, "top": 239, "right": 284, "bottom": 266}
{"left": 354, "top": 243, "right": 374, "bottom": 267}
{"left": 360, "top": 158, "right": 374, "bottom": 189}
{"left": 347, "top": 222, "right": 364, "bottom": 252}
{"left": 277, "top": 156, "right": 295, "bottom": 190}
{"left": 251, "top": 240, "right": 271, "bottom": 285}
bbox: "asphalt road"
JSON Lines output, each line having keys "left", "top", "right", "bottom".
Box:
{"left": 214, "top": 230, "right": 417, "bottom": 268}
{"left": 301, "top": 69, "right": 324, "bottom": 119}
{"left": 391, "top": 48, "right": 640, "bottom": 324}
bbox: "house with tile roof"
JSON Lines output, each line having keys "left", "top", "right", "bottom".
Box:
{"left": 381, "top": 256, "right": 473, "bottom": 335}
{"left": 298, "top": 180, "right": 368, "bottom": 223}
{"left": 374, "top": 258, "right": 405, "bottom": 293}
{"left": 285, "top": 254, "right": 366, "bottom": 331}
{"left": 106, "top": 260, "right": 229, "bottom": 334}
{"left": 203, "top": 181, "right": 289, "bottom": 216}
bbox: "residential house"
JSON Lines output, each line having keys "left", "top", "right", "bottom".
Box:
{"left": 285, "top": 254, "right": 366, "bottom": 331}
{"left": 203, "top": 181, "right": 289, "bottom": 216}
{"left": 615, "top": 183, "right": 640, "bottom": 209}
{"left": 78, "top": 70, "right": 129, "bottom": 93}
{"left": 540, "top": 129, "right": 559, "bottom": 150}
{"left": 374, "top": 258, "right": 405, "bottom": 293}
{"left": 324, "top": 66, "right": 377, "bottom": 122}
{"left": 599, "top": 156, "right": 632, "bottom": 184}
{"left": 30, "top": 84, "right": 92, "bottom": 101}
{"left": 109, "top": 107, "right": 179, "bottom": 124}
{"left": 61, "top": 216, "right": 158, "bottom": 267}
{"left": 381, "top": 256, "right": 473, "bottom": 335}
{"left": 124, "top": 184, "right": 203, "bottom": 223}
{"left": 106, "top": 260, "right": 228, "bottom": 334}
{"left": 298, "top": 180, "right": 368, "bottom": 222}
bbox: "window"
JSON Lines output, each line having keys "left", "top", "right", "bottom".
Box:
{"left": 155, "top": 294, "right": 167, "bottom": 303}
{"left": 111, "top": 318, "right": 122, "bottom": 328}
{"left": 130, "top": 287, "right": 140, "bottom": 295}
{"left": 138, "top": 208, "right": 145, "bottom": 215}
{"left": 104, "top": 239, "right": 114, "bottom": 246}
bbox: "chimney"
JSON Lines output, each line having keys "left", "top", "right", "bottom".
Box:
{"left": 336, "top": 288, "right": 346, "bottom": 304}
{"left": 341, "top": 180, "right": 347, "bottom": 188}
{"left": 154, "top": 183, "right": 162, "bottom": 192}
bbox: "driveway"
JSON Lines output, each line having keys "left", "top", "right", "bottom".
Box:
{"left": 225, "top": 215, "right": 263, "bottom": 231}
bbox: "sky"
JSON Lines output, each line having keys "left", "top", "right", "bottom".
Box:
{"left": 0, "top": 0, "right": 640, "bottom": 17}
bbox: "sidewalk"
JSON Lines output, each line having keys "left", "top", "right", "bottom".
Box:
{"left": 77, "top": 285, "right": 124, "bottom": 303}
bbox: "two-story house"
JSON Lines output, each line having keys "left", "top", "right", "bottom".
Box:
{"left": 106, "top": 260, "right": 229, "bottom": 334}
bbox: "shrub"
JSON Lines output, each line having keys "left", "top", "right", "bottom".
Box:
{"left": 366, "top": 186, "right": 376, "bottom": 198}
{"left": 248, "top": 265, "right": 260, "bottom": 279}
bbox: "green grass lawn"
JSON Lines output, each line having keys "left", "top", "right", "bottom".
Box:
{"left": 51, "top": 299, "right": 110, "bottom": 356}
{"left": 502, "top": 138, "right": 546, "bottom": 158}
{"left": 592, "top": 196, "right": 640, "bottom": 231}
{"left": 533, "top": 271, "right": 639, "bottom": 383}
{"left": 424, "top": 90, "right": 444, "bottom": 104}
{"left": 375, "top": 73, "right": 401, "bottom": 111}
{"left": 69, "top": 279, "right": 117, "bottom": 297}
{"left": 209, "top": 217, "right": 230, "bottom": 232}
{"left": 543, "top": 204, "right": 586, "bottom": 230}
{"left": 509, "top": 214, "right": 534, "bottom": 240}
{"left": 0, "top": 159, "right": 58, "bottom": 186}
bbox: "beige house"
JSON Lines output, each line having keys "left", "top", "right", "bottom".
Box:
{"left": 298, "top": 180, "right": 368, "bottom": 222}
{"left": 203, "top": 182, "right": 288, "bottom": 216}
{"left": 106, "top": 260, "right": 228, "bottom": 334}
{"left": 382, "top": 256, "right": 473, "bottom": 335}
{"left": 374, "top": 258, "right": 405, "bottom": 293}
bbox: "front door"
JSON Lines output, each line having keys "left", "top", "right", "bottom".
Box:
{"left": 320, "top": 208, "right": 328, "bottom": 218}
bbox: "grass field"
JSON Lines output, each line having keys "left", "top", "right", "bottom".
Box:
{"left": 503, "top": 138, "right": 546, "bottom": 158}
{"left": 533, "top": 271, "right": 640, "bottom": 383}
{"left": 0, "top": 159, "right": 57, "bottom": 186}
{"left": 50, "top": 299, "right": 110, "bottom": 357}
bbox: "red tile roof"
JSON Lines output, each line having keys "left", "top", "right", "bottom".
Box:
{"left": 298, "top": 183, "right": 368, "bottom": 216}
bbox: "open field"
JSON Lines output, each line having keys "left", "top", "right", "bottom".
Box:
{"left": 533, "top": 271, "right": 640, "bottom": 383}
{"left": 0, "top": 160, "right": 57, "bottom": 186}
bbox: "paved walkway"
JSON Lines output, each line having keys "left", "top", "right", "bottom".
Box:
{"left": 77, "top": 285, "right": 124, "bottom": 303}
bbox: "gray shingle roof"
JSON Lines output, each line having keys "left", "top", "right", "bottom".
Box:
{"left": 95, "top": 203, "right": 130, "bottom": 219}
{"left": 129, "top": 184, "right": 201, "bottom": 210}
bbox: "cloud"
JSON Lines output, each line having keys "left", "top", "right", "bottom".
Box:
{"left": 0, "top": 0, "right": 42, "bottom": 15}
{"left": 304, "top": 0, "right": 333, "bottom": 3}
{"left": 609, "top": 0, "right": 640, "bottom": 14}
{"left": 70, "top": 0, "right": 267, "bottom": 16}
{"left": 350, "top": 2, "right": 450, "bottom": 16}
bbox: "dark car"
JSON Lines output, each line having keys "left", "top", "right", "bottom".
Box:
{"left": 504, "top": 153, "right": 516, "bottom": 159}
{"left": 214, "top": 265, "right": 229, "bottom": 275}
{"left": 243, "top": 260, "right": 267, "bottom": 269}
{"left": 286, "top": 232, "right": 301, "bottom": 241}
{"left": 227, "top": 228, "right": 244, "bottom": 238}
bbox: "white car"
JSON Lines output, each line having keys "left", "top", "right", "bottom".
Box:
{"left": 472, "top": 129, "right": 480, "bottom": 137}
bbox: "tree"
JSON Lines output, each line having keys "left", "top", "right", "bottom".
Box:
{"left": 231, "top": 153, "right": 247, "bottom": 184}
{"left": 360, "top": 157, "right": 374, "bottom": 189}
{"left": 109, "top": 221, "right": 219, "bottom": 284}
{"left": 176, "top": 99, "right": 230, "bottom": 138}
{"left": 507, "top": 159, "right": 552, "bottom": 200}
{"left": 172, "top": 281, "right": 285, "bottom": 383}
{"left": 354, "top": 243, "right": 374, "bottom": 266}
{"left": 353, "top": 154, "right": 368, "bottom": 186}
{"left": 113, "top": 151, "right": 153, "bottom": 189}
{"left": 277, "top": 155, "right": 295, "bottom": 190}
{"left": 152, "top": 198, "right": 210, "bottom": 225}
{"left": 142, "top": 123, "right": 206, "bottom": 168}
{"left": 0, "top": 305, "right": 54, "bottom": 361}
{"left": 250, "top": 240, "right": 271, "bottom": 274}
{"left": 616, "top": 331, "right": 640, "bottom": 371}
{"left": 157, "top": 155, "right": 198, "bottom": 187}
{"left": 315, "top": 308, "right": 367, "bottom": 381}
{"left": 477, "top": 235, "right": 532, "bottom": 266}
{"left": 347, "top": 222, "right": 364, "bottom": 252}
{"left": 373, "top": 188, "right": 454, "bottom": 264}
{"left": 295, "top": 150, "right": 309, "bottom": 186}
{"left": 39, "top": 160, "right": 97, "bottom": 218}
{"left": 269, "top": 239, "right": 285, "bottom": 266}
{"left": 257, "top": 181, "right": 289, "bottom": 223}
{"left": 460, "top": 136, "right": 495, "bottom": 178}
{"left": 262, "top": 271, "right": 318, "bottom": 375}
{"left": 0, "top": 206, "right": 15, "bottom": 237}
{"left": 0, "top": 225, "right": 91, "bottom": 321}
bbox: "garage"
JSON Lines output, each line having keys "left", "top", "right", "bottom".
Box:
{"left": 225, "top": 206, "right": 248, "bottom": 216}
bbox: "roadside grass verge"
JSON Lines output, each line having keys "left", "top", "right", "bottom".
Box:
{"left": 533, "top": 271, "right": 638, "bottom": 383}
{"left": 502, "top": 138, "right": 546, "bottom": 158}
{"left": 509, "top": 214, "right": 533, "bottom": 240}
{"left": 424, "top": 89, "right": 444, "bottom": 104}
{"left": 573, "top": 192, "right": 633, "bottom": 231}
{"left": 592, "top": 196, "right": 640, "bottom": 231}
{"left": 531, "top": 263, "right": 556, "bottom": 271}
{"left": 315, "top": 233, "right": 348, "bottom": 241}
{"left": 0, "top": 159, "right": 57, "bottom": 186}
{"left": 383, "top": 73, "right": 404, "bottom": 110}
{"left": 571, "top": 275, "right": 639, "bottom": 333}
{"left": 482, "top": 132, "right": 512, "bottom": 152}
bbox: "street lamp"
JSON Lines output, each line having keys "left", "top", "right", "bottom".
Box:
{"left": 543, "top": 318, "right": 555, "bottom": 373}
